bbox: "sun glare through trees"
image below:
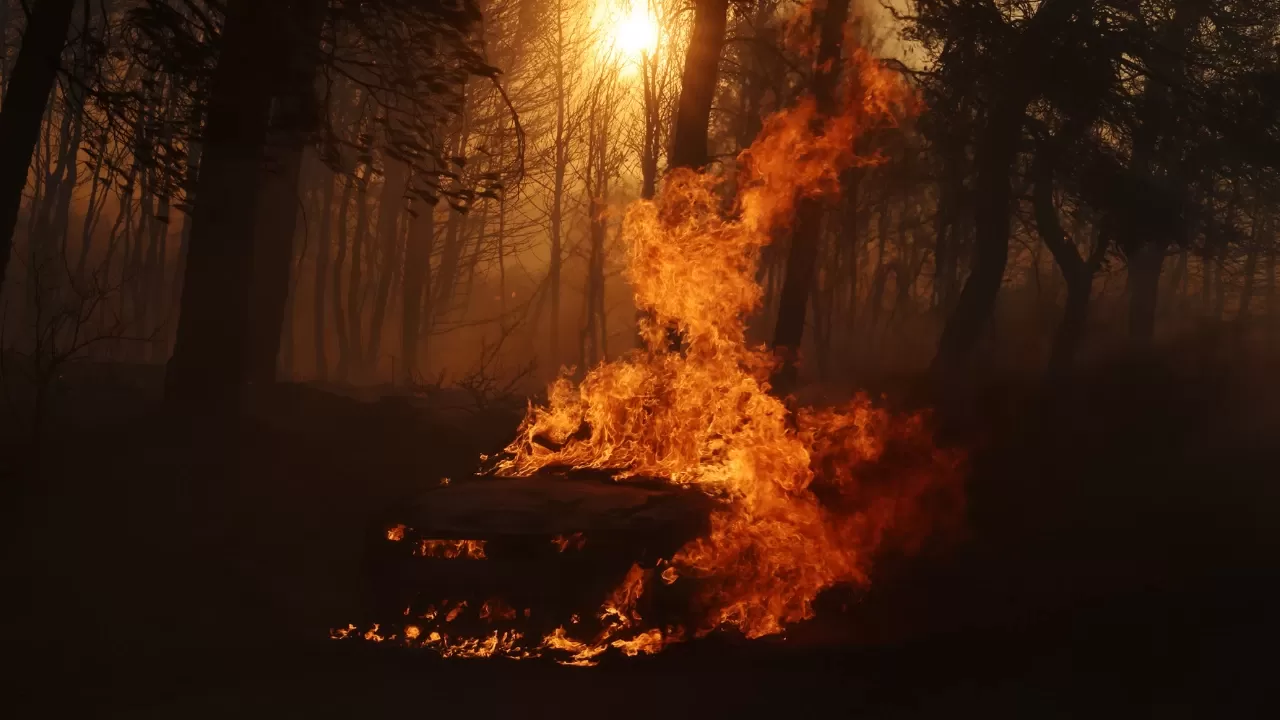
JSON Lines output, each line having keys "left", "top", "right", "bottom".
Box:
{"left": 594, "top": 0, "right": 661, "bottom": 73}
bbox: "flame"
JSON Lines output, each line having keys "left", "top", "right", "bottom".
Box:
{"left": 416, "top": 539, "right": 488, "bottom": 560}
{"left": 599, "top": 563, "right": 648, "bottom": 628}
{"left": 445, "top": 601, "right": 468, "bottom": 622}
{"left": 480, "top": 599, "right": 518, "bottom": 622}
{"left": 611, "top": 627, "right": 674, "bottom": 656}
{"left": 495, "top": 49, "right": 952, "bottom": 641}
{"left": 337, "top": 44, "right": 961, "bottom": 664}
{"left": 551, "top": 532, "right": 588, "bottom": 552}
{"left": 421, "top": 630, "right": 531, "bottom": 659}
{"left": 385, "top": 524, "right": 406, "bottom": 542}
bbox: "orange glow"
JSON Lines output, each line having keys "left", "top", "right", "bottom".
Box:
{"left": 416, "top": 539, "right": 488, "bottom": 559}
{"left": 495, "top": 50, "right": 950, "bottom": 641}
{"left": 336, "top": 47, "right": 961, "bottom": 664}
{"left": 551, "top": 532, "right": 588, "bottom": 552}
{"left": 611, "top": 2, "right": 658, "bottom": 59}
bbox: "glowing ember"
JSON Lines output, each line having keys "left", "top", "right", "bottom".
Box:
{"left": 445, "top": 601, "right": 468, "bottom": 622}
{"left": 385, "top": 524, "right": 406, "bottom": 542}
{"left": 416, "top": 539, "right": 488, "bottom": 559}
{"left": 551, "top": 532, "right": 588, "bottom": 552}
{"left": 480, "top": 600, "right": 518, "bottom": 622}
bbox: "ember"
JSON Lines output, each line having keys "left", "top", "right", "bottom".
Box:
{"left": 551, "top": 532, "right": 587, "bottom": 552}
{"left": 416, "top": 539, "right": 488, "bottom": 560}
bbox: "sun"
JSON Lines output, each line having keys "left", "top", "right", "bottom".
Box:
{"left": 611, "top": 4, "right": 659, "bottom": 61}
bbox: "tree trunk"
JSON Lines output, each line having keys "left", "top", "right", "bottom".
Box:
{"left": 1239, "top": 249, "right": 1258, "bottom": 322}
{"left": 640, "top": 48, "right": 661, "bottom": 200}
{"left": 163, "top": 142, "right": 200, "bottom": 355}
{"left": 669, "top": 0, "right": 729, "bottom": 171}
{"left": 433, "top": 210, "right": 462, "bottom": 316}
{"left": 401, "top": 195, "right": 436, "bottom": 384}
{"left": 1050, "top": 276, "right": 1091, "bottom": 374}
{"left": 245, "top": 0, "right": 324, "bottom": 387}
{"left": 1128, "top": 242, "right": 1164, "bottom": 340}
{"left": 144, "top": 180, "right": 170, "bottom": 362}
{"left": 0, "top": 0, "right": 76, "bottom": 298}
{"left": 1266, "top": 243, "right": 1276, "bottom": 324}
{"left": 1122, "top": 0, "right": 1209, "bottom": 339}
{"left": 549, "top": 22, "right": 567, "bottom": 363}
{"left": 931, "top": 0, "right": 1089, "bottom": 376}
{"left": 770, "top": 0, "right": 851, "bottom": 394}
{"left": 313, "top": 170, "right": 335, "bottom": 380}
{"left": 932, "top": 147, "right": 964, "bottom": 313}
{"left": 332, "top": 173, "right": 356, "bottom": 381}
{"left": 365, "top": 158, "right": 408, "bottom": 377}
{"left": 0, "top": 1, "right": 9, "bottom": 92}
{"left": 1032, "top": 147, "right": 1104, "bottom": 374}
{"left": 931, "top": 91, "right": 1022, "bottom": 373}
{"left": 1239, "top": 210, "right": 1259, "bottom": 322}
{"left": 166, "top": 0, "right": 285, "bottom": 409}
{"left": 346, "top": 169, "right": 371, "bottom": 375}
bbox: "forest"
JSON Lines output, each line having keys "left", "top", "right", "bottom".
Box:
{"left": 1, "top": 0, "right": 1277, "bottom": 715}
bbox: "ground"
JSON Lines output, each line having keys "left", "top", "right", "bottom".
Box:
{"left": 2, "top": 347, "right": 1277, "bottom": 717}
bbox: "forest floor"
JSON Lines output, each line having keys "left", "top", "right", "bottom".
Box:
{"left": 2, "top": 342, "right": 1278, "bottom": 718}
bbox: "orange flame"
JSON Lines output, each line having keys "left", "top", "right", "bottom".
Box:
{"left": 551, "top": 532, "right": 588, "bottom": 552}
{"left": 416, "top": 539, "right": 488, "bottom": 560}
{"left": 495, "top": 49, "right": 953, "bottom": 641}
{"left": 338, "top": 44, "right": 961, "bottom": 664}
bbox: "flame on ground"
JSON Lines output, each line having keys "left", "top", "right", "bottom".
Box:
{"left": 551, "top": 532, "right": 588, "bottom": 552}
{"left": 416, "top": 539, "right": 488, "bottom": 560}
{"left": 338, "top": 46, "right": 962, "bottom": 664}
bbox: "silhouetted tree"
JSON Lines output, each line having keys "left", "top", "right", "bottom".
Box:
{"left": 0, "top": 0, "right": 76, "bottom": 299}
{"left": 669, "top": 0, "right": 729, "bottom": 171}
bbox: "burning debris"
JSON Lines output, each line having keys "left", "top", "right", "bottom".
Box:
{"left": 415, "top": 539, "right": 488, "bottom": 560}
{"left": 336, "top": 46, "right": 962, "bottom": 666}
